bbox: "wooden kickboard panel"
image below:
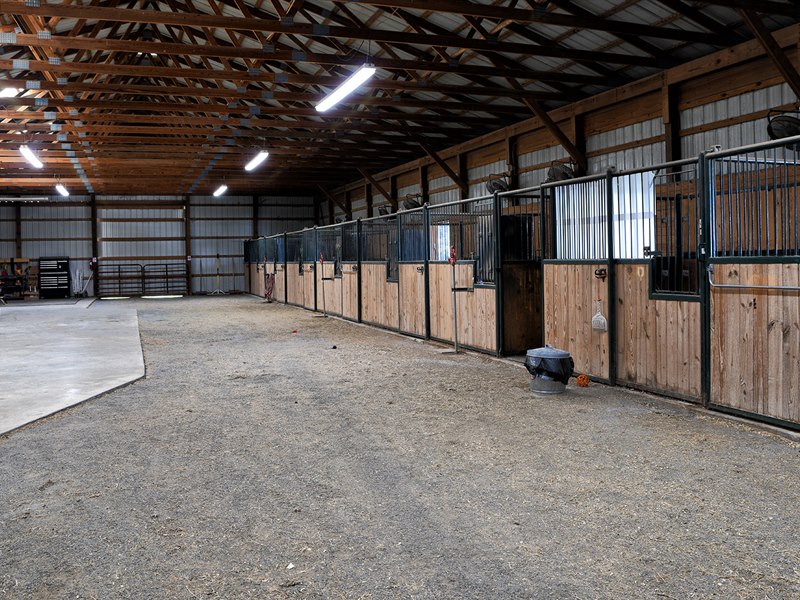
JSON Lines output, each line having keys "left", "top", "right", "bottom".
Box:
{"left": 269, "top": 263, "right": 285, "bottom": 303}
{"left": 286, "top": 264, "right": 304, "bottom": 305}
{"left": 342, "top": 263, "right": 359, "bottom": 320}
{"left": 428, "top": 263, "right": 496, "bottom": 352}
{"left": 302, "top": 264, "right": 316, "bottom": 310}
{"left": 316, "top": 262, "right": 343, "bottom": 316}
{"left": 615, "top": 263, "right": 701, "bottom": 400}
{"left": 543, "top": 263, "right": 609, "bottom": 380}
{"left": 711, "top": 263, "right": 800, "bottom": 425}
{"left": 249, "top": 263, "right": 266, "bottom": 298}
{"left": 399, "top": 264, "right": 426, "bottom": 336}
{"left": 360, "top": 263, "right": 399, "bottom": 329}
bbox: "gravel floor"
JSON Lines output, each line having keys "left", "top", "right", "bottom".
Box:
{"left": 1, "top": 296, "right": 799, "bottom": 599}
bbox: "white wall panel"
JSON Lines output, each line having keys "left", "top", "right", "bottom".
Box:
{"left": 518, "top": 145, "right": 567, "bottom": 189}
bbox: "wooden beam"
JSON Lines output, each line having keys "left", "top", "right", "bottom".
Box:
{"left": 740, "top": 10, "right": 800, "bottom": 100}
{"left": 365, "top": 182, "right": 373, "bottom": 218}
{"left": 419, "top": 164, "right": 429, "bottom": 205}
{"left": 505, "top": 134, "right": 519, "bottom": 190}
{"left": 417, "top": 142, "right": 468, "bottom": 195}
{"left": 358, "top": 168, "right": 397, "bottom": 211}
{"left": 523, "top": 98, "right": 588, "bottom": 174}
{"left": 317, "top": 185, "right": 350, "bottom": 220}
{"left": 185, "top": 197, "right": 193, "bottom": 294}
{"left": 662, "top": 84, "right": 682, "bottom": 164}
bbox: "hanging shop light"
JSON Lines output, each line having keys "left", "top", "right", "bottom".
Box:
{"left": 19, "top": 145, "right": 44, "bottom": 168}
{"left": 244, "top": 150, "right": 269, "bottom": 172}
{"left": 315, "top": 64, "right": 376, "bottom": 113}
{"left": 55, "top": 182, "right": 69, "bottom": 197}
{"left": 213, "top": 184, "right": 228, "bottom": 197}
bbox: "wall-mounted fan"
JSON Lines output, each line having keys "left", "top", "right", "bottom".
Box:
{"left": 401, "top": 194, "right": 423, "bottom": 210}
{"left": 485, "top": 173, "right": 510, "bottom": 194}
{"left": 378, "top": 205, "right": 391, "bottom": 216}
{"left": 544, "top": 163, "right": 576, "bottom": 183}
{"left": 767, "top": 109, "right": 800, "bottom": 151}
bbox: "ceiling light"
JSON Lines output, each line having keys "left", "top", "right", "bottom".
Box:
{"left": 0, "top": 88, "right": 21, "bottom": 98}
{"left": 19, "top": 145, "right": 43, "bottom": 168}
{"left": 316, "top": 64, "right": 376, "bottom": 113}
{"left": 55, "top": 183, "right": 69, "bottom": 197}
{"left": 244, "top": 150, "right": 269, "bottom": 172}
{"left": 213, "top": 184, "right": 228, "bottom": 197}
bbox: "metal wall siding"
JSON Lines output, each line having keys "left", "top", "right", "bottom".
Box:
{"left": 518, "top": 145, "right": 568, "bottom": 188}
{"left": 192, "top": 205, "right": 250, "bottom": 219}
{"left": 0, "top": 242, "right": 16, "bottom": 256}
{"left": 586, "top": 117, "right": 664, "bottom": 153}
{"left": 397, "top": 183, "right": 421, "bottom": 198}
{"left": 190, "top": 220, "right": 250, "bottom": 238}
{"left": 588, "top": 142, "right": 666, "bottom": 174}
{"left": 429, "top": 189, "right": 460, "bottom": 205}
{"left": 429, "top": 175, "right": 454, "bottom": 192}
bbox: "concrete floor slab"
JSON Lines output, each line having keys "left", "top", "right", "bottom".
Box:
{"left": 0, "top": 301, "right": 144, "bottom": 434}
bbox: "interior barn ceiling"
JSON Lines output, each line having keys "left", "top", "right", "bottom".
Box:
{"left": 0, "top": 0, "right": 797, "bottom": 196}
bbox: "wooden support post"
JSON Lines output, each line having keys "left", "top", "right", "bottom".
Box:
{"left": 419, "top": 164, "right": 429, "bottom": 204}
{"left": 390, "top": 175, "right": 398, "bottom": 208}
{"left": 345, "top": 189, "right": 353, "bottom": 221}
{"left": 328, "top": 197, "right": 334, "bottom": 224}
{"left": 318, "top": 184, "right": 351, "bottom": 220}
{"left": 662, "top": 83, "right": 681, "bottom": 164}
{"left": 418, "top": 142, "right": 468, "bottom": 196}
{"left": 458, "top": 152, "right": 469, "bottom": 204}
{"left": 184, "top": 195, "right": 193, "bottom": 294}
{"left": 570, "top": 114, "right": 587, "bottom": 176}
{"left": 358, "top": 168, "right": 396, "bottom": 212}
{"left": 505, "top": 134, "right": 519, "bottom": 189}
{"left": 365, "top": 182, "right": 373, "bottom": 218}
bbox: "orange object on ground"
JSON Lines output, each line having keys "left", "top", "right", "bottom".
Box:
{"left": 576, "top": 374, "right": 590, "bottom": 387}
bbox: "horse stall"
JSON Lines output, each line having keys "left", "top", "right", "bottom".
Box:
{"left": 541, "top": 164, "right": 703, "bottom": 399}
{"left": 315, "top": 224, "right": 344, "bottom": 317}
{"left": 398, "top": 209, "right": 426, "bottom": 338}
{"left": 301, "top": 228, "right": 316, "bottom": 311}
{"left": 427, "top": 197, "right": 497, "bottom": 353}
{"left": 359, "top": 215, "right": 400, "bottom": 331}
{"left": 706, "top": 141, "right": 800, "bottom": 429}
{"left": 340, "top": 222, "right": 360, "bottom": 321}
{"left": 285, "top": 231, "right": 305, "bottom": 307}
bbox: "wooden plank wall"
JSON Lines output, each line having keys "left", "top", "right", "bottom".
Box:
{"left": 543, "top": 263, "right": 609, "bottom": 379}
{"left": 429, "top": 263, "right": 496, "bottom": 352}
{"left": 316, "top": 262, "right": 343, "bottom": 316}
{"left": 399, "top": 263, "right": 426, "bottom": 337}
{"left": 615, "top": 263, "right": 701, "bottom": 400}
{"left": 270, "top": 263, "right": 285, "bottom": 303}
{"left": 285, "top": 264, "right": 304, "bottom": 305}
{"left": 502, "top": 262, "right": 543, "bottom": 354}
{"left": 302, "top": 264, "right": 316, "bottom": 310}
{"left": 360, "top": 262, "right": 399, "bottom": 329}
{"left": 711, "top": 263, "right": 800, "bottom": 425}
{"left": 342, "top": 263, "right": 359, "bottom": 320}
{"left": 249, "top": 263, "right": 267, "bottom": 298}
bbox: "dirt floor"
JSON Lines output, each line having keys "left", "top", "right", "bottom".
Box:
{"left": 1, "top": 296, "right": 799, "bottom": 599}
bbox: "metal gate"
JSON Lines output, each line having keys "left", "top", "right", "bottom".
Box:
{"left": 97, "top": 263, "right": 187, "bottom": 297}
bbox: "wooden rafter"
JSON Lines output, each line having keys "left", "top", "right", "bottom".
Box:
{"left": 740, "top": 9, "right": 800, "bottom": 100}
{"left": 358, "top": 168, "right": 397, "bottom": 211}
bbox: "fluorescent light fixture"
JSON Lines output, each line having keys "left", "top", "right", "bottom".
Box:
{"left": 244, "top": 150, "right": 269, "bottom": 172}
{"left": 213, "top": 184, "right": 228, "bottom": 197}
{"left": 55, "top": 183, "right": 69, "bottom": 197}
{"left": 0, "top": 88, "right": 21, "bottom": 98}
{"left": 19, "top": 145, "right": 43, "bottom": 168}
{"left": 315, "top": 64, "right": 376, "bottom": 113}
{"left": 142, "top": 295, "right": 183, "bottom": 299}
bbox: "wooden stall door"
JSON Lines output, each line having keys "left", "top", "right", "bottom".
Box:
{"left": 316, "top": 262, "right": 343, "bottom": 316}
{"left": 710, "top": 263, "right": 800, "bottom": 426}
{"left": 341, "top": 263, "right": 359, "bottom": 320}
{"left": 399, "top": 264, "right": 426, "bottom": 337}
{"left": 615, "top": 263, "right": 701, "bottom": 401}
{"left": 361, "top": 263, "right": 399, "bottom": 329}
{"left": 270, "top": 264, "right": 286, "bottom": 303}
{"left": 543, "top": 263, "right": 610, "bottom": 380}
{"left": 429, "top": 263, "right": 496, "bottom": 353}
{"left": 303, "top": 264, "right": 316, "bottom": 310}
{"left": 286, "top": 264, "right": 304, "bottom": 305}
{"left": 502, "top": 262, "right": 542, "bottom": 354}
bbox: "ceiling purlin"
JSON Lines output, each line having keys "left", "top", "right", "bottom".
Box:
{"left": 320, "top": 0, "right": 716, "bottom": 43}
{"left": 544, "top": 0, "right": 677, "bottom": 67}
{"left": 655, "top": 0, "right": 746, "bottom": 43}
